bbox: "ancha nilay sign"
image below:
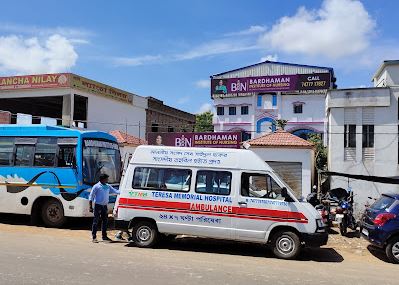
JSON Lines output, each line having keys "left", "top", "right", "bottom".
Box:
{"left": 147, "top": 132, "right": 242, "bottom": 149}
{"left": 211, "top": 72, "right": 331, "bottom": 98}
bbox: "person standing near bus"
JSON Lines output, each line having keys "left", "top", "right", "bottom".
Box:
{"left": 89, "top": 173, "right": 120, "bottom": 243}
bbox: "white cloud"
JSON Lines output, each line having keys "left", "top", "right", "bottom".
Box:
{"left": 225, "top": 25, "right": 267, "bottom": 36}
{"left": 114, "top": 38, "right": 258, "bottom": 66}
{"left": 197, "top": 103, "right": 212, "bottom": 114}
{"left": 0, "top": 34, "right": 78, "bottom": 74}
{"left": 113, "top": 55, "right": 162, "bottom": 66}
{"left": 174, "top": 39, "right": 257, "bottom": 60}
{"left": 0, "top": 23, "right": 93, "bottom": 38}
{"left": 258, "top": 0, "right": 376, "bottom": 59}
{"left": 177, "top": 96, "right": 190, "bottom": 104}
{"left": 260, "top": 54, "right": 278, "bottom": 62}
{"left": 195, "top": 79, "right": 209, "bottom": 89}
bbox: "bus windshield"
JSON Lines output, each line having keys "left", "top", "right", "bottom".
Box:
{"left": 82, "top": 139, "right": 121, "bottom": 185}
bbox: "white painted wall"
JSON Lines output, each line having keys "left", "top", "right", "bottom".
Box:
{"left": 213, "top": 95, "right": 255, "bottom": 134}
{"left": 0, "top": 87, "right": 148, "bottom": 140}
{"left": 249, "top": 147, "right": 314, "bottom": 198}
{"left": 213, "top": 92, "right": 326, "bottom": 137}
{"left": 327, "top": 86, "right": 399, "bottom": 217}
{"left": 72, "top": 88, "right": 147, "bottom": 139}
{"left": 281, "top": 94, "right": 325, "bottom": 133}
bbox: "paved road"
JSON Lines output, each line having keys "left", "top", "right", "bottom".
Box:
{"left": 0, "top": 215, "right": 397, "bottom": 285}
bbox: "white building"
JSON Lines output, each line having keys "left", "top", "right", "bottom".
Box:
{"left": 211, "top": 61, "right": 335, "bottom": 139}
{"left": 246, "top": 129, "right": 315, "bottom": 199}
{"left": 326, "top": 60, "right": 399, "bottom": 216}
{"left": 0, "top": 73, "right": 147, "bottom": 139}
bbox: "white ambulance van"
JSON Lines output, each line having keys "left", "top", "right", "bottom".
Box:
{"left": 114, "top": 145, "right": 327, "bottom": 259}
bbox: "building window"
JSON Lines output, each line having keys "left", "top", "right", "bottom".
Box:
{"left": 257, "top": 95, "right": 262, "bottom": 107}
{"left": 362, "top": 125, "right": 374, "bottom": 148}
{"left": 241, "top": 106, "right": 249, "bottom": 115}
{"left": 229, "top": 106, "right": 236, "bottom": 115}
{"left": 216, "top": 106, "right": 224, "bottom": 116}
{"left": 293, "top": 103, "right": 303, "bottom": 114}
{"left": 167, "top": 126, "right": 174, "bottom": 133}
{"left": 151, "top": 123, "right": 159, "bottom": 132}
{"left": 344, "top": 125, "right": 356, "bottom": 148}
{"left": 272, "top": 95, "right": 277, "bottom": 107}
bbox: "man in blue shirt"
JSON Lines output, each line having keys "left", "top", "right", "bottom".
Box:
{"left": 89, "top": 173, "right": 120, "bottom": 243}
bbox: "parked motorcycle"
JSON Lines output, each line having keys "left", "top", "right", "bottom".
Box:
{"left": 306, "top": 192, "right": 330, "bottom": 227}
{"left": 333, "top": 191, "right": 357, "bottom": 236}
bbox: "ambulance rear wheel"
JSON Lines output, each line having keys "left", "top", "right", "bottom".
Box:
{"left": 271, "top": 231, "right": 301, "bottom": 260}
{"left": 132, "top": 221, "right": 159, "bottom": 248}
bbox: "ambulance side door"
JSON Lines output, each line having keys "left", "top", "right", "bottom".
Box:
{"left": 234, "top": 171, "right": 295, "bottom": 242}
{"left": 191, "top": 169, "right": 234, "bottom": 239}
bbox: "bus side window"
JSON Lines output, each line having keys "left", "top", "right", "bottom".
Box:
{"left": 15, "top": 145, "right": 35, "bottom": 166}
{"left": 34, "top": 137, "right": 57, "bottom": 167}
{"left": 58, "top": 146, "right": 76, "bottom": 168}
{"left": 0, "top": 137, "right": 15, "bottom": 166}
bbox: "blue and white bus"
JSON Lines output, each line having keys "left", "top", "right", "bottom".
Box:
{"left": 0, "top": 125, "right": 121, "bottom": 227}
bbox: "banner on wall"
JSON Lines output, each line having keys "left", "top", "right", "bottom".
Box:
{"left": 0, "top": 73, "right": 70, "bottom": 90}
{"left": 0, "top": 73, "right": 134, "bottom": 105}
{"left": 147, "top": 132, "right": 242, "bottom": 149}
{"left": 211, "top": 72, "right": 331, "bottom": 98}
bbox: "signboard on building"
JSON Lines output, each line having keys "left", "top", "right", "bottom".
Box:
{"left": 70, "top": 74, "right": 134, "bottom": 104}
{"left": 0, "top": 73, "right": 70, "bottom": 90}
{"left": 211, "top": 72, "right": 331, "bottom": 98}
{"left": 147, "top": 132, "right": 242, "bottom": 149}
{"left": 0, "top": 73, "right": 134, "bottom": 105}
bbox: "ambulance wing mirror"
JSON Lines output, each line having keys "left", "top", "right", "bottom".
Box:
{"left": 281, "top": 187, "right": 294, "bottom": 202}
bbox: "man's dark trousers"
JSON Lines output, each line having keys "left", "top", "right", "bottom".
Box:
{"left": 92, "top": 204, "right": 108, "bottom": 239}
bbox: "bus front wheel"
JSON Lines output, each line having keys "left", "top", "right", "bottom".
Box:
{"left": 41, "top": 199, "right": 66, "bottom": 228}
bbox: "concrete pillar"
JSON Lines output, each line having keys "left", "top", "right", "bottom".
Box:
{"left": 356, "top": 107, "right": 363, "bottom": 162}
{"left": 62, "top": 94, "right": 74, "bottom": 127}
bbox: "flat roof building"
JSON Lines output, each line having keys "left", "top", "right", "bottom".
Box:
{"left": 0, "top": 73, "right": 147, "bottom": 139}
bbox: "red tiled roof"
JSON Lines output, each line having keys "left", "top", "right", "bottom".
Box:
{"left": 109, "top": 130, "right": 147, "bottom": 146}
{"left": 246, "top": 129, "right": 314, "bottom": 148}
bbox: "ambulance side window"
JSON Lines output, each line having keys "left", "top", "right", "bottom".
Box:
{"left": 195, "top": 170, "right": 232, "bottom": 195}
{"left": 132, "top": 167, "right": 191, "bottom": 192}
{"left": 241, "top": 172, "right": 284, "bottom": 200}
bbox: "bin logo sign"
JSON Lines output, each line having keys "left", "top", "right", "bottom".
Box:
{"left": 211, "top": 72, "right": 331, "bottom": 98}
{"left": 148, "top": 132, "right": 242, "bottom": 149}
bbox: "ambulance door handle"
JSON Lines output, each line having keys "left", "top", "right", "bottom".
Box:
{"left": 238, "top": 201, "right": 247, "bottom": 207}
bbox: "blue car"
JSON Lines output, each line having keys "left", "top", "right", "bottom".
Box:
{"left": 361, "top": 194, "right": 399, "bottom": 264}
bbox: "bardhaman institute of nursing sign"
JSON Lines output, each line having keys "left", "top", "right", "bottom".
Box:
{"left": 211, "top": 72, "right": 331, "bottom": 99}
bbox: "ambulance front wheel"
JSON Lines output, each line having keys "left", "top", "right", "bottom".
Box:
{"left": 132, "top": 221, "right": 159, "bottom": 248}
{"left": 271, "top": 231, "right": 301, "bottom": 260}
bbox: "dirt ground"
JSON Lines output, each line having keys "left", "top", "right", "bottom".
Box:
{"left": 0, "top": 214, "right": 397, "bottom": 285}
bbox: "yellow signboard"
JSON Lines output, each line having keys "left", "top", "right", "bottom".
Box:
{"left": 70, "top": 74, "right": 134, "bottom": 104}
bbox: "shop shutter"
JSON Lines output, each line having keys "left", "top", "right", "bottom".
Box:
{"left": 267, "top": 161, "right": 302, "bottom": 198}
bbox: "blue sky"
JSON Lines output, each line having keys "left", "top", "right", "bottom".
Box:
{"left": 0, "top": 0, "right": 398, "bottom": 114}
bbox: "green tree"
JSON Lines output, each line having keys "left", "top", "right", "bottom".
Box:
{"left": 307, "top": 133, "right": 327, "bottom": 170}
{"left": 276, "top": 119, "right": 288, "bottom": 130}
{"left": 194, "top": 111, "right": 214, "bottom": 132}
